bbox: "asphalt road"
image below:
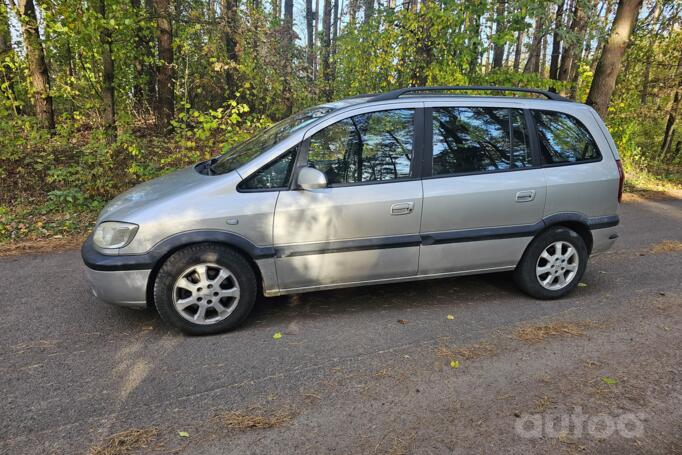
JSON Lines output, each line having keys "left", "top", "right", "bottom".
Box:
{"left": 1, "top": 197, "right": 681, "bottom": 454}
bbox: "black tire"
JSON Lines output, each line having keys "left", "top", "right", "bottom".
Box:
{"left": 153, "top": 243, "right": 257, "bottom": 335}
{"left": 514, "top": 226, "right": 588, "bottom": 300}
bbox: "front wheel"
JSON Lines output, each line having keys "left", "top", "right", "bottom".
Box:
{"left": 153, "top": 243, "right": 257, "bottom": 335}
{"left": 514, "top": 226, "right": 588, "bottom": 300}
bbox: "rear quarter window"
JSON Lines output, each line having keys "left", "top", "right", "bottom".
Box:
{"left": 532, "top": 110, "right": 601, "bottom": 164}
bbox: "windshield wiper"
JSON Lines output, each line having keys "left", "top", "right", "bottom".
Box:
{"left": 207, "top": 157, "right": 220, "bottom": 175}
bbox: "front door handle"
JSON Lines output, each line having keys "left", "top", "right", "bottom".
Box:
{"left": 390, "top": 202, "right": 414, "bottom": 215}
{"left": 515, "top": 190, "right": 536, "bottom": 202}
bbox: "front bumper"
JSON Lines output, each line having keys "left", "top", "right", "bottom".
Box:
{"left": 82, "top": 235, "right": 150, "bottom": 309}
{"left": 84, "top": 266, "right": 150, "bottom": 308}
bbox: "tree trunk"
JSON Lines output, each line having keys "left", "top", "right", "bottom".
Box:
{"left": 549, "top": 0, "right": 566, "bottom": 80}
{"left": 98, "top": 0, "right": 116, "bottom": 140}
{"left": 640, "top": 0, "right": 661, "bottom": 105}
{"left": 283, "top": 0, "right": 293, "bottom": 34}
{"left": 154, "top": 0, "right": 174, "bottom": 130}
{"left": 221, "top": 0, "right": 239, "bottom": 99}
{"left": 131, "top": 0, "right": 149, "bottom": 108}
{"left": 313, "top": 0, "right": 320, "bottom": 79}
{"left": 15, "top": 0, "right": 55, "bottom": 130}
{"left": 329, "top": 0, "right": 340, "bottom": 86}
{"left": 412, "top": 0, "right": 433, "bottom": 85}
{"left": 660, "top": 50, "right": 682, "bottom": 158}
{"left": 540, "top": 34, "right": 548, "bottom": 77}
{"left": 272, "top": 0, "right": 280, "bottom": 20}
{"left": 306, "top": 0, "right": 314, "bottom": 78}
{"left": 331, "top": 0, "right": 338, "bottom": 54}
{"left": 491, "top": 0, "right": 505, "bottom": 69}
{"left": 321, "top": 0, "right": 332, "bottom": 100}
{"left": 586, "top": 0, "right": 642, "bottom": 118}
{"left": 467, "top": 13, "right": 481, "bottom": 76}
{"left": 348, "top": 0, "right": 358, "bottom": 25}
{"left": 513, "top": 29, "right": 524, "bottom": 72}
{"left": 282, "top": 0, "right": 294, "bottom": 114}
{"left": 558, "top": 0, "right": 589, "bottom": 82}
{"left": 363, "top": 0, "right": 373, "bottom": 25}
{"left": 523, "top": 14, "right": 545, "bottom": 74}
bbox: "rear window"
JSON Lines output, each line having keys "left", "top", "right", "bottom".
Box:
{"left": 532, "top": 110, "right": 601, "bottom": 164}
{"left": 431, "top": 107, "right": 532, "bottom": 176}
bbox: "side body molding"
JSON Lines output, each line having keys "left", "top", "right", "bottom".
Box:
{"left": 82, "top": 230, "right": 276, "bottom": 272}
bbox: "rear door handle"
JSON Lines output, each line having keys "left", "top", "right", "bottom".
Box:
{"left": 515, "top": 190, "right": 536, "bottom": 202}
{"left": 390, "top": 202, "right": 414, "bottom": 215}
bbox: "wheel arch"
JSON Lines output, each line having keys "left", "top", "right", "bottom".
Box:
{"left": 144, "top": 231, "right": 273, "bottom": 308}
{"left": 540, "top": 213, "right": 594, "bottom": 254}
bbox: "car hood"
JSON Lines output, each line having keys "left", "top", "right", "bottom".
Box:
{"left": 97, "top": 166, "right": 210, "bottom": 223}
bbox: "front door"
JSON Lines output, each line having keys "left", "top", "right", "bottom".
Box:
{"left": 274, "top": 106, "right": 424, "bottom": 292}
{"left": 418, "top": 104, "right": 547, "bottom": 275}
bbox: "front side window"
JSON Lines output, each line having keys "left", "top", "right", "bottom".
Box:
{"left": 306, "top": 109, "right": 415, "bottom": 185}
{"left": 532, "top": 110, "right": 601, "bottom": 163}
{"left": 431, "top": 107, "right": 531, "bottom": 176}
{"left": 240, "top": 149, "right": 296, "bottom": 190}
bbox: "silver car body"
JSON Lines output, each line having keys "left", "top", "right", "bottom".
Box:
{"left": 83, "top": 95, "right": 621, "bottom": 308}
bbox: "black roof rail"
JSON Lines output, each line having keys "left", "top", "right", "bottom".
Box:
{"left": 369, "top": 85, "right": 569, "bottom": 102}
{"left": 342, "top": 93, "right": 379, "bottom": 100}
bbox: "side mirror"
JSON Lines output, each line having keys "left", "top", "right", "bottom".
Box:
{"left": 297, "top": 167, "right": 327, "bottom": 190}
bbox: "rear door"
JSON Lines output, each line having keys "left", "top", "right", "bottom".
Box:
{"left": 273, "top": 104, "right": 425, "bottom": 292}
{"left": 418, "top": 102, "right": 547, "bottom": 275}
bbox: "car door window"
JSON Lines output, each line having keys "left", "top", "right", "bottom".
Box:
{"left": 307, "top": 109, "right": 415, "bottom": 185}
{"left": 432, "top": 107, "right": 531, "bottom": 176}
{"left": 239, "top": 148, "right": 296, "bottom": 190}
{"left": 532, "top": 110, "right": 601, "bottom": 163}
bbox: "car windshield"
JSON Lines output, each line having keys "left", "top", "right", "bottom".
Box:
{"left": 211, "top": 106, "right": 335, "bottom": 174}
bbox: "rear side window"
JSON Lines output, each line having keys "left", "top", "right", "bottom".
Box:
{"left": 431, "top": 107, "right": 531, "bottom": 176}
{"left": 307, "top": 109, "right": 415, "bottom": 185}
{"left": 532, "top": 110, "right": 601, "bottom": 163}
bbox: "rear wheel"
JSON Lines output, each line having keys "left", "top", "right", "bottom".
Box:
{"left": 514, "top": 226, "right": 588, "bottom": 299}
{"left": 153, "top": 243, "right": 257, "bottom": 335}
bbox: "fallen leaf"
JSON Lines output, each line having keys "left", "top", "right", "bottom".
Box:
{"left": 272, "top": 331, "right": 282, "bottom": 340}
{"left": 447, "top": 314, "right": 455, "bottom": 320}
{"left": 397, "top": 319, "right": 409, "bottom": 325}
{"left": 178, "top": 431, "right": 189, "bottom": 437}
{"left": 600, "top": 376, "right": 618, "bottom": 385}
{"left": 450, "top": 360, "right": 460, "bottom": 369}
{"left": 577, "top": 283, "right": 588, "bottom": 287}
{"left": 558, "top": 432, "right": 575, "bottom": 444}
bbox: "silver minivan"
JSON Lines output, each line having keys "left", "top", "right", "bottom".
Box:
{"left": 82, "top": 86, "right": 623, "bottom": 334}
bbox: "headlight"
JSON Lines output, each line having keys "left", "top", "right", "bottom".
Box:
{"left": 93, "top": 222, "right": 139, "bottom": 249}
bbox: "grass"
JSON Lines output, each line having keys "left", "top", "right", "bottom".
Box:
{"left": 513, "top": 321, "right": 598, "bottom": 343}
{"left": 0, "top": 234, "right": 86, "bottom": 257}
{"left": 622, "top": 165, "right": 682, "bottom": 200}
{"left": 88, "top": 427, "right": 159, "bottom": 455}
{"left": 649, "top": 240, "right": 682, "bottom": 254}
{"left": 212, "top": 408, "right": 294, "bottom": 430}
{"left": 0, "top": 201, "right": 96, "bottom": 246}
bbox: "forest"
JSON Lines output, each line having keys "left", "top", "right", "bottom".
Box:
{"left": 0, "top": 0, "right": 681, "bottom": 244}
